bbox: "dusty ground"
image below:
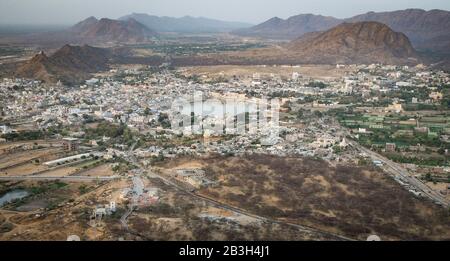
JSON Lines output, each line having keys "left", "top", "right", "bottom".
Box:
{"left": 3, "top": 163, "right": 49, "bottom": 176}
{"left": 127, "top": 176, "right": 334, "bottom": 241}
{"left": 0, "top": 142, "right": 112, "bottom": 178}
{"left": 0, "top": 148, "right": 63, "bottom": 170}
{"left": 425, "top": 182, "right": 450, "bottom": 201}
{"left": 76, "top": 164, "right": 115, "bottom": 177}
{"left": 0, "top": 174, "right": 329, "bottom": 241}
{"left": 0, "top": 140, "right": 61, "bottom": 152}
{"left": 158, "top": 154, "right": 450, "bottom": 241}
{"left": 1, "top": 153, "right": 448, "bottom": 241}
{"left": 0, "top": 179, "right": 126, "bottom": 241}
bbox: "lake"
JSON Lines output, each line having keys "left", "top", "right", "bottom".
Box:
{"left": 0, "top": 190, "right": 29, "bottom": 207}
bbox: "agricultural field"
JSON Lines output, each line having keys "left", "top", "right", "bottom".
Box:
{"left": 132, "top": 41, "right": 267, "bottom": 56}
{"left": 339, "top": 112, "right": 450, "bottom": 167}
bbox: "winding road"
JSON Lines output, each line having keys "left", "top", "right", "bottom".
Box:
{"left": 0, "top": 175, "right": 119, "bottom": 182}
{"left": 349, "top": 140, "right": 449, "bottom": 208}
{"left": 120, "top": 175, "right": 145, "bottom": 230}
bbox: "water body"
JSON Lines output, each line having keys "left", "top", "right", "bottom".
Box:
{"left": 0, "top": 190, "right": 29, "bottom": 207}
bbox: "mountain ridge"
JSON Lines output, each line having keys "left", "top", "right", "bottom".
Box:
{"left": 346, "top": 9, "right": 450, "bottom": 52}
{"left": 234, "top": 13, "right": 342, "bottom": 39}
{"left": 119, "top": 13, "right": 252, "bottom": 33}
{"left": 233, "top": 9, "right": 450, "bottom": 53}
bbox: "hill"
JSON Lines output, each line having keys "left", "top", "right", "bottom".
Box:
{"left": 16, "top": 44, "right": 111, "bottom": 84}
{"left": 346, "top": 9, "right": 450, "bottom": 53}
{"left": 286, "top": 22, "right": 418, "bottom": 64}
{"left": 234, "top": 9, "right": 450, "bottom": 54}
{"left": 70, "top": 17, "right": 157, "bottom": 44}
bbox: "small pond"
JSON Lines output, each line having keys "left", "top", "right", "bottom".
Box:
{"left": 0, "top": 190, "right": 29, "bottom": 207}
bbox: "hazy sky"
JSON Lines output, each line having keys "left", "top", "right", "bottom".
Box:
{"left": 0, "top": 0, "right": 449, "bottom": 25}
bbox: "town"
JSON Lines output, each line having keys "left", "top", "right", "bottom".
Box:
{"left": 0, "top": 62, "right": 449, "bottom": 240}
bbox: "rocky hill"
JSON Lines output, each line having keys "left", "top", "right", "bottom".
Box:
{"left": 16, "top": 44, "right": 111, "bottom": 84}
{"left": 346, "top": 9, "right": 450, "bottom": 53}
{"left": 70, "top": 17, "right": 157, "bottom": 44}
{"left": 286, "top": 22, "right": 418, "bottom": 64}
{"left": 235, "top": 9, "right": 450, "bottom": 54}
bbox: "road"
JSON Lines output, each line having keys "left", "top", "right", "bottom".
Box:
{"left": 120, "top": 174, "right": 145, "bottom": 230}
{"left": 120, "top": 141, "right": 144, "bottom": 231}
{"left": 349, "top": 140, "right": 449, "bottom": 208}
{"left": 0, "top": 175, "right": 119, "bottom": 182}
{"left": 120, "top": 204, "right": 133, "bottom": 231}
{"left": 145, "top": 168, "right": 353, "bottom": 241}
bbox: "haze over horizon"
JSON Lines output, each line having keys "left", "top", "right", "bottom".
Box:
{"left": 0, "top": 0, "right": 449, "bottom": 26}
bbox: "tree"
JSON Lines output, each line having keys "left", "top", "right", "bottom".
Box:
{"left": 308, "top": 81, "right": 327, "bottom": 89}
{"left": 144, "top": 107, "right": 152, "bottom": 116}
{"left": 296, "top": 110, "right": 304, "bottom": 119}
{"left": 158, "top": 113, "right": 171, "bottom": 129}
{"left": 313, "top": 111, "right": 323, "bottom": 118}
